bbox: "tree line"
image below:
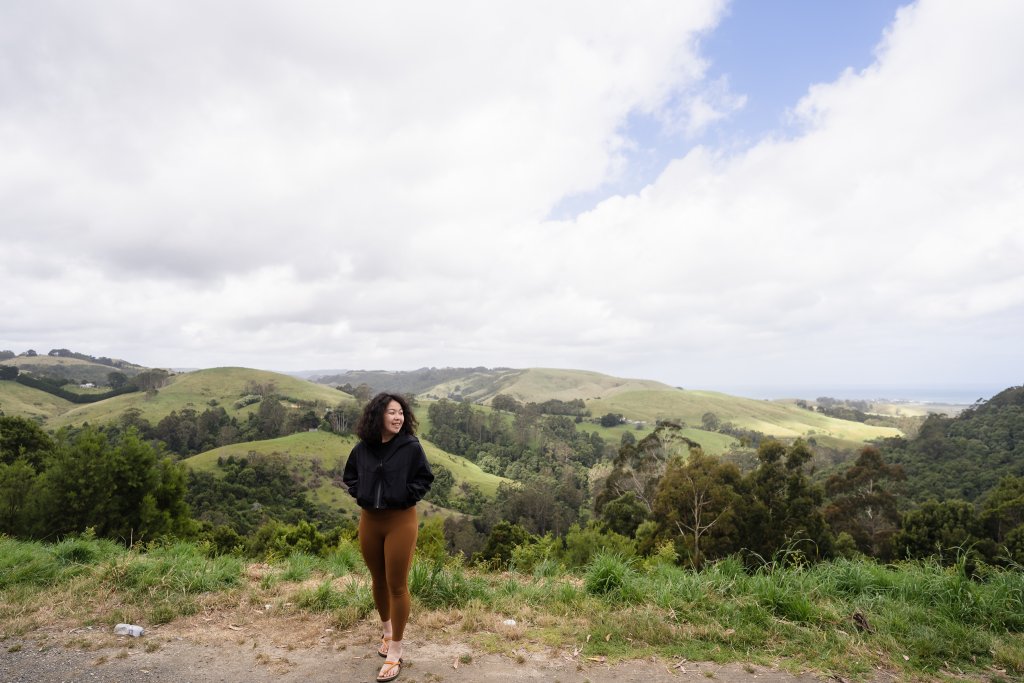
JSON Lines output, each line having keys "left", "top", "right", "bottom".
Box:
{"left": 3, "top": 383, "right": 1023, "bottom": 573}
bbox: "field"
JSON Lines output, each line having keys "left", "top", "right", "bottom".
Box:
{"left": 5, "top": 364, "right": 907, "bottom": 452}
{"left": 45, "top": 367, "right": 352, "bottom": 429}
{"left": 418, "top": 368, "right": 902, "bottom": 448}
{"left": 0, "top": 354, "right": 146, "bottom": 385}
{"left": 0, "top": 380, "right": 74, "bottom": 421}
{"left": 574, "top": 421, "right": 740, "bottom": 456}
{"left": 586, "top": 389, "right": 900, "bottom": 447}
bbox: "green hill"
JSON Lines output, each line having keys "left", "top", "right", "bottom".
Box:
{"left": 586, "top": 388, "right": 900, "bottom": 444}
{"left": 4, "top": 362, "right": 904, "bottom": 451}
{"left": 0, "top": 379, "right": 75, "bottom": 420}
{"left": 0, "top": 352, "right": 148, "bottom": 385}
{"left": 45, "top": 367, "right": 351, "bottom": 429}
{"left": 183, "top": 430, "right": 509, "bottom": 518}
{"left": 881, "top": 384, "right": 1024, "bottom": 502}
{"left": 413, "top": 367, "right": 900, "bottom": 448}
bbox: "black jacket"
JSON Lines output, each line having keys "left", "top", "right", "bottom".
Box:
{"left": 342, "top": 433, "right": 434, "bottom": 510}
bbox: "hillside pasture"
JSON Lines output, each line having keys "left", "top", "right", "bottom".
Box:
{"left": 479, "top": 367, "right": 674, "bottom": 404}
{"left": 47, "top": 367, "right": 353, "bottom": 429}
{"left": 574, "top": 420, "right": 740, "bottom": 456}
{"left": 586, "top": 389, "right": 901, "bottom": 446}
{"left": 0, "top": 354, "right": 146, "bottom": 384}
{"left": 0, "top": 380, "right": 74, "bottom": 421}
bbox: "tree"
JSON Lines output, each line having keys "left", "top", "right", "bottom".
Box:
{"left": 824, "top": 446, "right": 905, "bottom": 558}
{"left": 254, "top": 398, "right": 287, "bottom": 439}
{"left": 476, "top": 520, "right": 531, "bottom": 568}
{"left": 324, "top": 402, "right": 361, "bottom": 434}
{"left": 980, "top": 476, "right": 1024, "bottom": 548}
{"left": 740, "top": 439, "right": 832, "bottom": 562}
{"left": 132, "top": 368, "right": 170, "bottom": 392}
{"left": 1, "top": 416, "right": 54, "bottom": 470}
{"left": 600, "top": 491, "right": 649, "bottom": 537}
{"left": 425, "top": 463, "right": 454, "bottom": 506}
{"left": 701, "top": 412, "right": 721, "bottom": 431}
{"left": 491, "top": 394, "right": 522, "bottom": 413}
{"left": 0, "top": 458, "right": 38, "bottom": 534}
{"left": 0, "top": 366, "right": 18, "bottom": 380}
{"left": 352, "top": 383, "right": 374, "bottom": 402}
{"left": 652, "top": 449, "right": 742, "bottom": 567}
{"left": 892, "top": 499, "right": 989, "bottom": 564}
{"left": 33, "top": 427, "right": 192, "bottom": 542}
{"left": 596, "top": 423, "right": 698, "bottom": 514}
{"left": 599, "top": 412, "right": 625, "bottom": 428}
{"left": 107, "top": 371, "right": 129, "bottom": 389}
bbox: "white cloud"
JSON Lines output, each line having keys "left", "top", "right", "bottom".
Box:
{"left": 2, "top": 0, "right": 1022, "bottom": 394}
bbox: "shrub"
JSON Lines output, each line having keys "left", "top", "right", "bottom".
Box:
{"left": 583, "top": 552, "right": 641, "bottom": 602}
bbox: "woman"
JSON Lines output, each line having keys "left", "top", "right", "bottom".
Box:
{"left": 342, "top": 392, "right": 434, "bottom": 683}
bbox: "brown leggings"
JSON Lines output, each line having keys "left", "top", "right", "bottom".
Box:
{"left": 358, "top": 507, "right": 419, "bottom": 641}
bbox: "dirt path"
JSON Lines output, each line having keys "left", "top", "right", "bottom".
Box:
{"left": 1, "top": 619, "right": 890, "bottom": 683}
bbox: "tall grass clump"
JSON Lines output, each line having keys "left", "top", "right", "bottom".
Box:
{"left": 294, "top": 579, "right": 373, "bottom": 627}
{"left": 102, "top": 541, "right": 242, "bottom": 597}
{"left": 280, "top": 551, "right": 319, "bottom": 582}
{"left": 0, "top": 535, "right": 126, "bottom": 589}
{"left": 324, "top": 539, "right": 362, "bottom": 577}
{"left": 1, "top": 537, "right": 72, "bottom": 588}
{"left": 409, "top": 559, "right": 487, "bottom": 609}
{"left": 52, "top": 535, "right": 124, "bottom": 568}
{"left": 583, "top": 552, "right": 641, "bottom": 602}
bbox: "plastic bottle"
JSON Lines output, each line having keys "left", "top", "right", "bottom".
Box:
{"left": 113, "top": 623, "right": 145, "bottom": 637}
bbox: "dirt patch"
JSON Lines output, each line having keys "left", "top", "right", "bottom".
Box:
{"left": 1, "top": 618, "right": 901, "bottom": 683}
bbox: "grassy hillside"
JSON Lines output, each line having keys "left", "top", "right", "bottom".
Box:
{"left": 573, "top": 421, "right": 740, "bottom": 456}
{"left": 6, "top": 362, "right": 902, "bottom": 450}
{"left": 586, "top": 389, "right": 901, "bottom": 446}
{"left": 361, "top": 367, "right": 899, "bottom": 449}
{"left": 0, "top": 380, "right": 75, "bottom": 420}
{"left": 426, "top": 367, "right": 672, "bottom": 404}
{"left": 183, "top": 430, "right": 509, "bottom": 517}
{"left": 0, "top": 354, "right": 148, "bottom": 384}
{"left": 46, "top": 367, "right": 351, "bottom": 429}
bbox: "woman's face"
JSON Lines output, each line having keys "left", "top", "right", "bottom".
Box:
{"left": 381, "top": 400, "right": 404, "bottom": 439}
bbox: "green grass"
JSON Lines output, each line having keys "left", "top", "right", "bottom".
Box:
{"left": 46, "top": 367, "right": 353, "bottom": 429}
{"left": 586, "top": 389, "right": 901, "bottom": 446}
{"left": 6, "top": 364, "right": 902, "bottom": 452}
{"left": 2, "top": 536, "right": 1021, "bottom": 679}
{"left": 478, "top": 367, "right": 674, "bottom": 404}
{"left": 0, "top": 380, "right": 74, "bottom": 421}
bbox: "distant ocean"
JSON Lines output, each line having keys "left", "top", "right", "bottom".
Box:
{"left": 712, "top": 385, "right": 1010, "bottom": 405}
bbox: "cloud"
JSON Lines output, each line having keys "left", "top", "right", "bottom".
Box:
{"left": 2, "top": 0, "right": 1022, "bottom": 392}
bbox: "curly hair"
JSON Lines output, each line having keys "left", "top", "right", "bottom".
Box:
{"left": 355, "top": 392, "right": 418, "bottom": 443}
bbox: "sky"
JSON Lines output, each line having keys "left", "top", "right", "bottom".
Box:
{"left": 2, "top": 0, "right": 1022, "bottom": 401}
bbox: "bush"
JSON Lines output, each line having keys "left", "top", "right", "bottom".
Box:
{"left": 562, "top": 521, "right": 635, "bottom": 568}
{"left": 584, "top": 552, "right": 641, "bottom": 602}
{"left": 510, "top": 533, "right": 561, "bottom": 575}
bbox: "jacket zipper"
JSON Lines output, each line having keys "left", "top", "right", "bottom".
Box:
{"left": 374, "top": 456, "right": 384, "bottom": 509}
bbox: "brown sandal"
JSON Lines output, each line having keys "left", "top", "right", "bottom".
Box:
{"left": 376, "top": 658, "right": 402, "bottom": 682}
{"left": 377, "top": 636, "right": 390, "bottom": 657}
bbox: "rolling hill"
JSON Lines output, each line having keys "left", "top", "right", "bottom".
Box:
{"left": 318, "top": 367, "right": 902, "bottom": 448}
{"left": 41, "top": 367, "right": 352, "bottom": 429}
{"left": 0, "top": 352, "right": 148, "bottom": 385}
{"left": 3, "top": 362, "right": 905, "bottom": 452}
